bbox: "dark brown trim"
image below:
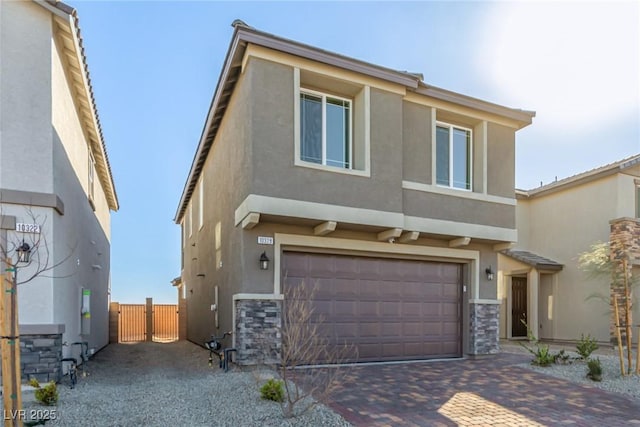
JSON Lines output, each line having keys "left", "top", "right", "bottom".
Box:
{"left": 0, "top": 189, "right": 64, "bottom": 215}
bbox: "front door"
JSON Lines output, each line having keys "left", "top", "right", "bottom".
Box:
{"left": 512, "top": 277, "right": 528, "bottom": 337}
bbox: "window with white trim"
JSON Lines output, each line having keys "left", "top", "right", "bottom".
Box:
{"left": 300, "top": 89, "right": 352, "bottom": 169}
{"left": 436, "top": 122, "right": 472, "bottom": 190}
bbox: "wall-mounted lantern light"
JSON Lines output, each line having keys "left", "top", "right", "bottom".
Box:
{"left": 259, "top": 252, "right": 270, "bottom": 271}
{"left": 16, "top": 242, "right": 31, "bottom": 264}
{"left": 485, "top": 266, "right": 495, "bottom": 281}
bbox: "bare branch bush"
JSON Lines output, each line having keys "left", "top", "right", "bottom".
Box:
{"left": 277, "top": 281, "right": 356, "bottom": 418}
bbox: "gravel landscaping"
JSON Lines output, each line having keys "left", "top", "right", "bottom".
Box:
{"left": 14, "top": 341, "right": 351, "bottom": 427}
{"left": 503, "top": 342, "right": 640, "bottom": 401}
{"left": 8, "top": 340, "right": 640, "bottom": 426}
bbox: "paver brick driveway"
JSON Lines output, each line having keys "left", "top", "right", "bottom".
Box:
{"left": 326, "top": 352, "right": 640, "bottom": 426}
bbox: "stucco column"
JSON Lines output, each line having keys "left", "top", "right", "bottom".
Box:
{"left": 527, "top": 269, "right": 539, "bottom": 340}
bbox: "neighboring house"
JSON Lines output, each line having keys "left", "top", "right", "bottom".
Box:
{"left": 0, "top": 1, "right": 118, "bottom": 381}
{"left": 175, "top": 22, "right": 534, "bottom": 364}
{"left": 498, "top": 155, "right": 640, "bottom": 344}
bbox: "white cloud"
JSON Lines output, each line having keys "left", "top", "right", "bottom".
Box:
{"left": 478, "top": 1, "right": 639, "bottom": 129}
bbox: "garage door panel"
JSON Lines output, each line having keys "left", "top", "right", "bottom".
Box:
{"left": 442, "top": 302, "right": 460, "bottom": 316}
{"left": 402, "top": 302, "right": 422, "bottom": 316}
{"left": 403, "top": 322, "right": 422, "bottom": 336}
{"left": 403, "top": 282, "right": 429, "bottom": 297}
{"left": 360, "top": 322, "right": 381, "bottom": 337}
{"left": 423, "top": 321, "right": 443, "bottom": 336}
{"left": 381, "top": 322, "right": 402, "bottom": 337}
{"left": 423, "top": 302, "right": 442, "bottom": 315}
{"left": 382, "top": 302, "right": 400, "bottom": 316}
{"left": 359, "top": 300, "right": 379, "bottom": 316}
{"left": 333, "top": 257, "right": 360, "bottom": 277}
{"left": 443, "top": 321, "right": 461, "bottom": 335}
{"left": 282, "top": 252, "right": 462, "bottom": 363}
{"left": 334, "top": 301, "right": 357, "bottom": 316}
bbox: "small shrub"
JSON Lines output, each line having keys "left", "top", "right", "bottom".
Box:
{"left": 554, "top": 349, "right": 572, "bottom": 365}
{"left": 33, "top": 381, "right": 58, "bottom": 406}
{"left": 529, "top": 344, "right": 556, "bottom": 366}
{"left": 260, "top": 378, "right": 284, "bottom": 402}
{"left": 576, "top": 334, "right": 599, "bottom": 360}
{"left": 587, "top": 358, "right": 603, "bottom": 381}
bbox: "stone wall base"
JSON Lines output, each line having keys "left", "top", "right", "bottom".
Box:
{"left": 469, "top": 302, "right": 500, "bottom": 355}
{"left": 235, "top": 299, "right": 281, "bottom": 365}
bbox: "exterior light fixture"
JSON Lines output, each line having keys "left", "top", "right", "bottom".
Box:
{"left": 259, "top": 251, "right": 270, "bottom": 270}
{"left": 485, "top": 266, "right": 494, "bottom": 281}
{"left": 16, "top": 242, "right": 31, "bottom": 264}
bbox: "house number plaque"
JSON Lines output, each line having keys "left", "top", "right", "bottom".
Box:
{"left": 257, "top": 236, "right": 274, "bottom": 245}
{"left": 15, "top": 223, "right": 41, "bottom": 234}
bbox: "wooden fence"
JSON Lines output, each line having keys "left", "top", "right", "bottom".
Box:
{"left": 110, "top": 298, "right": 183, "bottom": 343}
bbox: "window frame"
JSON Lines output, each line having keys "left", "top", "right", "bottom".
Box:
{"left": 435, "top": 121, "right": 473, "bottom": 191}
{"left": 299, "top": 87, "right": 353, "bottom": 170}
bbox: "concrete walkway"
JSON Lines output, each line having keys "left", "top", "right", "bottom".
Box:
{"left": 326, "top": 352, "right": 640, "bottom": 426}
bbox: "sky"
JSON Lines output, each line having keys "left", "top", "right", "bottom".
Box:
{"left": 66, "top": 1, "right": 640, "bottom": 304}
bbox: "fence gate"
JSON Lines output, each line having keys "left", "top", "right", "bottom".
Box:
{"left": 153, "top": 304, "right": 179, "bottom": 342}
{"left": 114, "top": 300, "right": 179, "bottom": 343}
{"left": 119, "top": 304, "right": 146, "bottom": 342}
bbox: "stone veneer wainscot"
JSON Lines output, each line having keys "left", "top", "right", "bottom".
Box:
{"left": 469, "top": 301, "right": 500, "bottom": 355}
{"left": 235, "top": 299, "right": 281, "bottom": 365}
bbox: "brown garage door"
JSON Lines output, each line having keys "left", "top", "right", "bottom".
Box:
{"left": 282, "top": 251, "right": 462, "bottom": 363}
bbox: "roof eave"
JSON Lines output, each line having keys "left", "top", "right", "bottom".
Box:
{"left": 415, "top": 83, "right": 536, "bottom": 129}
{"left": 35, "top": 0, "right": 119, "bottom": 211}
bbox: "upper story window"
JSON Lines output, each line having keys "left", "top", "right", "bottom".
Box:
{"left": 294, "top": 68, "right": 370, "bottom": 177}
{"left": 436, "top": 122, "right": 472, "bottom": 190}
{"left": 300, "top": 90, "right": 352, "bottom": 169}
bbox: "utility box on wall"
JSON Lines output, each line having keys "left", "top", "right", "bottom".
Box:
{"left": 81, "top": 288, "right": 91, "bottom": 335}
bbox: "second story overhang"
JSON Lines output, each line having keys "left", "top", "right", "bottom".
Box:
{"left": 174, "top": 21, "right": 535, "bottom": 224}
{"left": 234, "top": 193, "right": 517, "bottom": 248}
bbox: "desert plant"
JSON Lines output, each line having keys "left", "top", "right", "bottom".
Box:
{"left": 260, "top": 378, "right": 284, "bottom": 402}
{"left": 29, "top": 379, "right": 58, "bottom": 406}
{"left": 276, "top": 281, "right": 356, "bottom": 418}
{"left": 576, "top": 334, "right": 599, "bottom": 360}
{"left": 554, "top": 349, "right": 572, "bottom": 365}
{"left": 519, "top": 320, "right": 558, "bottom": 367}
{"left": 587, "top": 358, "right": 603, "bottom": 381}
{"left": 580, "top": 242, "right": 637, "bottom": 375}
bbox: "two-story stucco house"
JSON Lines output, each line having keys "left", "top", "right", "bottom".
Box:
{"left": 499, "top": 155, "right": 640, "bottom": 345}
{"left": 0, "top": 0, "right": 118, "bottom": 381}
{"left": 175, "top": 21, "right": 534, "bottom": 364}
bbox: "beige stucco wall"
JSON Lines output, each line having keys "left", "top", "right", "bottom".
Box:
{"left": 182, "top": 54, "right": 253, "bottom": 345}
{"left": 0, "top": 1, "right": 113, "bottom": 351}
{"left": 514, "top": 174, "right": 638, "bottom": 342}
{"left": 182, "top": 50, "right": 529, "bottom": 347}
{"left": 486, "top": 123, "right": 515, "bottom": 199}
{"left": 249, "top": 57, "right": 404, "bottom": 214}
{"left": 0, "top": 1, "right": 53, "bottom": 193}
{"left": 51, "top": 31, "right": 111, "bottom": 238}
